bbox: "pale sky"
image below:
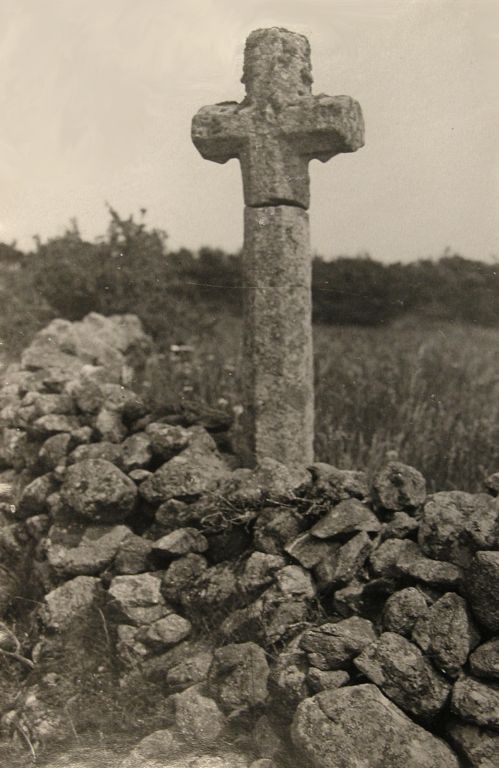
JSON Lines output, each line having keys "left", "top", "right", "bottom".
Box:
{"left": 0, "top": 0, "right": 497, "bottom": 261}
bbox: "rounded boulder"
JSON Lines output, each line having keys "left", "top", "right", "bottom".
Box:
{"left": 61, "top": 459, "right": 137, "bottom": 523}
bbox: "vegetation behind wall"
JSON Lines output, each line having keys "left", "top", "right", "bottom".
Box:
{"left": 0, "top": 209, "right": 497, "bottom": 356}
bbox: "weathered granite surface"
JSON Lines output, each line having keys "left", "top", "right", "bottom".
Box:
{"left": 241, "top": 205, "right": 313, "bottom": 465}
{"left": 192, "top": 27, "right": 364, "bottom": 209}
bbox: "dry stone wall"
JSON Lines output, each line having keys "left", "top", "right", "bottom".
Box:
{"left": 0, "top": 314, "right": 498, "bottom": 768}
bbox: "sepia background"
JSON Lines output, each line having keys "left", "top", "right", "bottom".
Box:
{"left": 0, "top": 0, "right": 497, "bottom": 261}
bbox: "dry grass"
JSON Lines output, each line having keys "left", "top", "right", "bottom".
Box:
{"left": 313, "top": 322, "right": 499, "bottom": 492}
{"left": 145, "top": 317, "right": 499, "bottom": 493}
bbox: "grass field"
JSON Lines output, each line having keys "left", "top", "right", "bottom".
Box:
{"left": 146, "top": 317, "right": 499, "bottom": 493}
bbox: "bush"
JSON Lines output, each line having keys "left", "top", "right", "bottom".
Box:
{"left": 2, "top": 209, "right": 497, "bottom": 362}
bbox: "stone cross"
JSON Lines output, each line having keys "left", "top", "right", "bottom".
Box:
{"left": 192, "top": 27, "right": 364, "bottom": 466}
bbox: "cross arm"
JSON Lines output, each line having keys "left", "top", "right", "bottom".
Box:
{"left": 281, "top": 94, "right": 364, "bottom": 162}
{"left": 191, "top": 102, "right": 246, "bottom": 164}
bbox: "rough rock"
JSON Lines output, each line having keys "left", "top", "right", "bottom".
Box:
{"left": 370, "top": 537, "right": 462, "bottom": 586}
{"left": 152, "top": 527, "right": 208, "bottom": 557}
{"left": 68, "top": 441, "right": 124, "bottom": 467}
{"left": 419, "top": 492, "right": 499, "bottom": 567}
{"left": 396, "top": 539, "right": 463, "bottom": 587}
{"left": 46, "top": 524, "right": 130, "bottom": 576}
{"left": 268, "top": 641, "right": 309, "bottom": 717}
{"left": 382, "top": 587, "right": 429, "bottom": 636}
{"left": 354, "top": 631, "right": 451, "bottom": 718}
{"left": 447, "top": 720, "right": 499, "bottom": 768}
{"left": 337, "top": 576, "right": 390, "bottom": 618}
{"left": 344, "top": 586, "right": 394, "bottom": 626}
{"left": 349, "top": 578, "right": 378, "bottom": 612}
{"left": 208, "top": 641, "right": 269, "bottom": 713}
{"left": 222, "top": 568, "right": 313, "bottom": 645}
{"left": 222, "top": 458, "right": 310, "bottom": 506}
{"left": 155, "top": 498, "right": 194, "bottom": 528}
{"left": 252, "top": 714, "right": 283, "bottom": 759}
{"left": 121, "top": 432, "right": 152, "bottom": 471}
{"left": 284, "top": 532, "right": 337, "bottom": 569}
{"left": 32, "top": 414, "right": 81, "bottom": 436}
{"left": 274, "top": 565, "right": 315, "bottom": 599}
{"left": 116, "top": 624, "right": 149, "bottom": 661}
{"left": 225, "top": 593, "right": 306, "bottom": 646}
{"left": 372, "top": 461, "right": 426, "bottom": 511}
{"left": 172, "top": 686, "right": 226, "bottom": 747}
{"left": 114, "top": 533, "right": 153, "bottom": 574}
{"left": 181, "top": 562, "right": 238, "bottom": 615}
{"left": 94, "top": 407, "right": 127, "bottom": 442}
{"left": 61, "top": 459, "right": 137, "bottom": 522}
{"left": 239, "top": 552, "right": 286, "bottom": 593}
{"left": 331, "top": 575, "right": 378, "bottom": 612}
{"left": 314, "top": 531, "right": 372, "bottom": 589}
{"left": 470, "top": 639, "right": 499, "bottom": 680}
{"left": 0, "top": 516, "right": 25, "bottom": 561}
{"left": 140, "top": 438, "right": 228, "bottom": 504}
{"left": 98, "top": 383, "right": 146, "bottom": 420}
{"left": 67, "top": 369, "right": 106, "bottom": 414}
{"left": 108, "top": 573, "right": 169, "bottom": 625}
{"left": 253, "top": 506, "right": 306, "bottom": 554}
{"left": 465, "top": 551, "right": 499, "bottom": 631}
{"left": 39, "top": 433, "right": 72, "bottom": 471}
{"left": 166, "top": 650, "right": 214, "bottom": 691}
{"left": 451, "top": 677, "right": 499, "bottom": 730}
{"left": 0, "top": 428, "right": 28, "bottom": 470}
{"left": 137, "top": 613, "right": 191, "bottom": 650}
{"left": 300, "top": 616, "right": 376, "bottom": 670}
{"left": 41, "top": 576, "right": 102, "bottom": 631}
{"left": 382, "top": 510, "right": 420, "bottom": 539}
{"left": 68, "top": 426, "right": 93, "bottom": 445}
{"left": 307, "top": 463, "right": 369, "bottom": 502}
{"left": 128, "top": 468, "right": 152, "bottom": 483}
{"left": 18, "top": 473, "right": 58, "bottom": 518}
{"left": 22, "top": 313, "right": 149, "bottom": 375}
{"left": 18, "top": 391, "right": 74, "bottom": 420}
{"left": 139, "top": 638, "right": 211, "bottom": 681}
{"left": 369, "top": 538, "right": 413, "bottom": 577}
{"left": 162, "top": 553, "right": 208, "bottom": 604}
{"left": 25, "top": 513, "right": 50, "bottom": 540}
{"left": 310, "top": 498, "right": 380, "bottom": 538}
{"left": 485, "top": 472, "right": 499, "bottom": 496}
{"left": 292, "top": 684, "right": 459, "bottom": 768}
{"left": 0, "top": 404, "right": 19, "bottom": 429}
{"left": 412, "top": 592, "right": 480, "bottom": 677}
{"left": 307, "top": 668, "right": 350, "bottom": 693}
{"left": 145, "top": 422, "right": 191, "bottom": 460}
